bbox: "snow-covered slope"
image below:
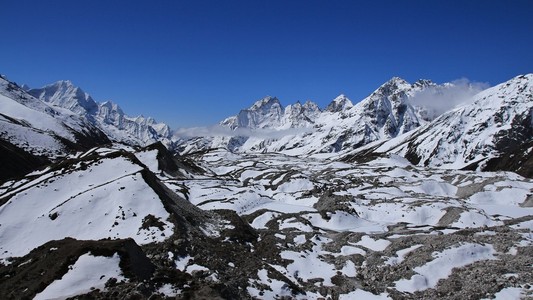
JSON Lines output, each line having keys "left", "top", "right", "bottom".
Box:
{"left": 0, "top": 75, "right": 110, "bottom": 180}
{"left": 0, "top": 151, "right": 175, "bottom": 259}
{"left": 28, "top": 80, "right": 98, "bottom": 115}
{"left": 29, "top": 80, "right": 172, "bottom": 147}
{"left": 353, "top": 74, "right": 533, "bottom": 177}
{"left": 177, "top": 77, "right": 443, "bottom": 154}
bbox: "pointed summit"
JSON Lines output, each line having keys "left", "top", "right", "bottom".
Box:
{"left": 326, "top": 94, "right": 353, "bottom": 113}
{"left": 221, "top": 96, "right": 284, "bottom": 130}
{"left": 413, "top": 79, "right": 435, "bottom": 88}
{"left": 54, "top": 79, "right": 75, "bottom": 87}
{"left": 381, "top": 77, "right": 410, "bottom": 90}
{"left": 29, "top": 80, "right": 98, "bottom": 115}
{"left": 249, "top": 96, "right": 281, "bottom": 111}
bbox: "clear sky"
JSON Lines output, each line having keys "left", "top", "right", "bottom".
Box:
{"left": 1, "top": 0, "right": 532, "bottom": 128}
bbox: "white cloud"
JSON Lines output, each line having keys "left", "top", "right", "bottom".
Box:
{"left": 409, "top": 78, "right": 490, "bottom": 118}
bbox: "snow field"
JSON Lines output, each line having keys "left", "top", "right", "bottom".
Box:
{"left": 33, "top": 253, "right": 124, "bottom": 300}
{"left": 395, "top": 243, "right": 497, "bottom": 292}
{"left": 0, "top": 156, "right": 173, "bottom": 259}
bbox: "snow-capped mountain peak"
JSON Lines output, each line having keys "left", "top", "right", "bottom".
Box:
{"left": 280, "top": 99, "right": 321, "bottom": 128}
{"left": 99, "top": 100, "right": 124, "bottom": 116}
{"left": 0, "top": 76, "right": 110, "bottom": 179}
{"left": 220, "top": 96, "right": 284, "bottom": 130}
{"left": 30, "top": 80, "right": 98, "bottom": 115}
{"left": 303, "top": 100, "right": 320, "bottom": 111}
{"left": 28, "top": 81, "right": 173, "bottom": 147}
{"left": 325, "top": 94, "right": 353, "bottom": 112}
{"left": 368, "top": 77, "right": 412, "bottom": 101}
{"left": 179, "top": 77, "right": 456, "bottom": 154}
{"left": 249, "top": 95, "right": 281, "bottom": 111}
{"left": 413, "top": 78, "right": 436, "bottom": 89}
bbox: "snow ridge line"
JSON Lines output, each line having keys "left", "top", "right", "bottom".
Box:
{"left": 47, "top": 171, "right": 143, "bottom": 213}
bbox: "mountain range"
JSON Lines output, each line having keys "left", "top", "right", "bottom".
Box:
{"left": 28, "top": 80, "right": 173, "bottom": 147}
{"left": 0, "top": 72, "right": 532, "bottom": 299}
{"left": 176, "top": 74, "right": 532, "bottom": 178}
{"left": 2, "top": 73, "right": 532, "bottom": 178}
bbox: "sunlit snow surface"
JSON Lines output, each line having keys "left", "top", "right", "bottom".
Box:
{"left": 176, "top": 149, "right": 533, "bottom": 233}
{"left": 2, "top": 146, "right": 533, "bottom": 298}
{"left": 165, "top": 149, "right": 533, "bottom": 298}
{"left": 0, "top": 153, "right": 173, "bottom": 260}
{"left": 395, "top": 243, "right": 497, "bottom": 292}
{"left": 33, "top": 253, "right": 124, "bottom": 300}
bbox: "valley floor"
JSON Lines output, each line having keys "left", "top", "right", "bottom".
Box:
{"left": 1, "top": 146, "right": 532, "bottom": 299}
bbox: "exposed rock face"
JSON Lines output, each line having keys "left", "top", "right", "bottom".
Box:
{"left": 0, "top": 139, "right": 50, "bottom": 182}
{"left": 325, "top": 94, "right": 353, "bottom": 113}
{"left": 221, "top": 96, "right": 285, "bottom": 130}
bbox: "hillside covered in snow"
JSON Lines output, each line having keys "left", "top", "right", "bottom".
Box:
{"left": 345, "top": 74, "right": 533, "bottom": 178}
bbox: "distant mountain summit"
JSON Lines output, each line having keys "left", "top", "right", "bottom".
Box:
{"left": 325, "top": 94, "right": 353, "bottom": 113}
{"left": 4, "top": 71, "right": 532, "bottom": 178}
{"left": 282, "top": 100, "right": 321, "bottom": 128}
{"left": 221, "top": 96, "right": 284, "bottom": 129}
{"left": 29, "top": 81, "right": 172, "bottom": 147}
{"left": 220, "top": 96, "right": 322, "bottom": 131}
{"left": 29, "top": 80, "right": 99, "bottom": 115}
{"left": 0, "top": 75, "right": 110, "bottom": 181}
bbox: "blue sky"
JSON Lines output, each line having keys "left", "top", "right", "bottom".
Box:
{"left": 1, "top": 0, "right": 532, "bottom": 128}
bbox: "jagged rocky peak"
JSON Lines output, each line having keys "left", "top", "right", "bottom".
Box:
{"left": 29, "top": 80, "right": 98, "bottom": 115}
{"left": 280, "top": 100, "right": 321, "bottom": 128}
{"left": 369, "top": 77, "right": 412, "bottom": 100}
{"left": 221, "top": 96, "right": 284, "bottom": 130}
{"left": 283, "top": 100, "right": 303, "bottom": 118}
{"left": 290, "top": 100, "right": 321, "bottom": 116}
{"left": 413, "top": 78, "right": 436, "bottom": 89}
{"left": 351, "top": 77, "right": 430, "bottom": 140}
{"left": 303, "top": 100, "right": 320, "bottom": 112}
{"left": 99, "top": 100, "right": 124, "bottom": 114}
{"left": 249, "top": 95, "right": 281, "bottom": 111}
{"left": 325, "top": 94, "right": 353, "bottom": 112}
{"left": 97, "top": 100, "right": 125, "bottom": 123}
{"left": 361, "top": 73, "right": 533, "bottom": 177}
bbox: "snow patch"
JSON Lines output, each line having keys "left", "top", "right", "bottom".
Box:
{"left": 395, "top": 243, "right": 497, "bottom": 292}
{"left": 34, "top": 253, "right": 124, "bottom": 300}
